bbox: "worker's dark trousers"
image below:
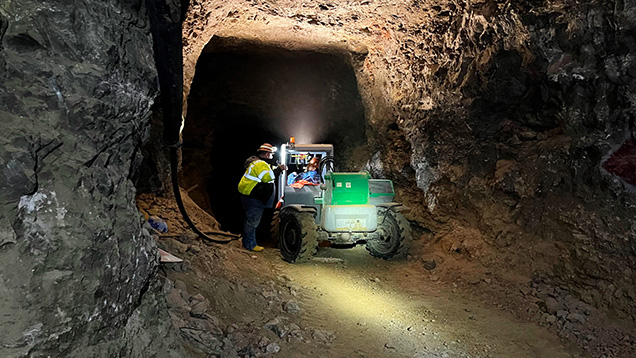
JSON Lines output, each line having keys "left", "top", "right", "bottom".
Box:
{"left": 241, "top": 196, "right": 264, "bottom": 250}
{"left": 240, "top": 190, "right": 275, "bottom": 250}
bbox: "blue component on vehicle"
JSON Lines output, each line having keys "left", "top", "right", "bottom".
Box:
{"left": 287, "top": 172, "right": 298, "bottom": 185}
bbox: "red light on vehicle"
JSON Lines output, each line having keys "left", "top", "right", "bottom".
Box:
{"left": 290, "top": 137, "right": 296, "bottom": 144}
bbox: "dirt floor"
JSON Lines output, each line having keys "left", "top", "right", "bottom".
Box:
{"left": 269, "top": 246, "right": 585, "bottom": 358}
{"left": 138, "top": 192, "right": 592, "bottom": 358}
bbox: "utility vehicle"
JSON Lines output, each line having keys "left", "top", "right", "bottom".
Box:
{"left": 273, "top": 138, "right": 411, "bottom": 263}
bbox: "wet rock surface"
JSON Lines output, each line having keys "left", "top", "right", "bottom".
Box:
{"left": 0, "top": 1, "right": 182, "bottom": 357}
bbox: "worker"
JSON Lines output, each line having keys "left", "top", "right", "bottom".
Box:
{"left": 237, "top": 143, "right": 285, "bottom": 252}
{"left": 287, "top": 157, "right": 321, "bottom": 185}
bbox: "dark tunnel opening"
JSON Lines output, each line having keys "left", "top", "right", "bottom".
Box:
{"left": 181, "top": 38, "right": 367, "bottom": 238}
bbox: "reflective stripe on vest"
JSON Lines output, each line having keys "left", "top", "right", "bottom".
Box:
{"left": 243, "top": 161, "right": 274, "bottom": 183}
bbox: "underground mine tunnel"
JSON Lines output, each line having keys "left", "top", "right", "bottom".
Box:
{"left": 2, "top": 1, "right": 636, "bottom": 358}
{"left": 180, "top": 38, "right": 367, "bottom": 236}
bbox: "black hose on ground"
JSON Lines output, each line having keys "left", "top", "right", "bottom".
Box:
{"left": 147, "top": 0, "right": 239, "bottom": 245}
{"left": 170, "top": 147, "right": 240, "bottom": 243}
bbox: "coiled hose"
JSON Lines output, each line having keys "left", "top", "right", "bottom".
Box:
{"left": 318, "top": 155, "right": 335, "bottom": 178}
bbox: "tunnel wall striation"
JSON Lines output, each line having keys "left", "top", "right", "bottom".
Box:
{"left": 0, "top": 1, "right": 183, "bottom": 357}
{"left": 183, "top": 0, "right": 636, "bottom": 323}
{"left": 397, "top": 0, "right": 636, "bottom": 320}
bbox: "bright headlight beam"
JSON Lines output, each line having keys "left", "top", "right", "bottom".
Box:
{"left": 281, "top": 144, "right": 287, "bottom": 165}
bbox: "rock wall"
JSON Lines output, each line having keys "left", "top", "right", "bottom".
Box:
{"left": 0, "top": 1, "right": 182, "bottom": 357}
{"left": 183, "top": 0, "right": 636, "bottom": 322}
{"left": 400, "top": 0, "right": 636, "bottom": 318}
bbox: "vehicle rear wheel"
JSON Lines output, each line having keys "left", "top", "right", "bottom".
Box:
{"left": 279, "top": 211, "right": 318, "bottom": 263}
{"left": 366, "top": 208, "right": 411, "bottom": 259}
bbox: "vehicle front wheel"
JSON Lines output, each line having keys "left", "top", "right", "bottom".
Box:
{"left": 279, "top": 211, "right": 319, "bottom": 263}
{"left": 366, "top": 208, "right": 411, "bottom": 259}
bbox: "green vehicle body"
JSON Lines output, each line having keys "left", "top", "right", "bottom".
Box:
{"left": 275, "top": 142, "right": 412, "bottom": 263}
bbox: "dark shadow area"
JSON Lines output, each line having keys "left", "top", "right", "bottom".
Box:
{"left": 181, "top": 38, "right": 366, "bottom": 237}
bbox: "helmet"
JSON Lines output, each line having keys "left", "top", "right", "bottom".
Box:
{"left": 308, "top": 157, "right": 320, "bottom": 167}
{"left": 258, "top": 143, "right": 276, "bottom": 153}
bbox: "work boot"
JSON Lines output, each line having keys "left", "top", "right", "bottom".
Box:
{"left": 251, "top": 246, "right": 264, "bottom": 252}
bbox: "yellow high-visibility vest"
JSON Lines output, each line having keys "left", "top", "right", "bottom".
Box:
{"left": 238, "top": 160, "right": 275, "bottom": 195}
